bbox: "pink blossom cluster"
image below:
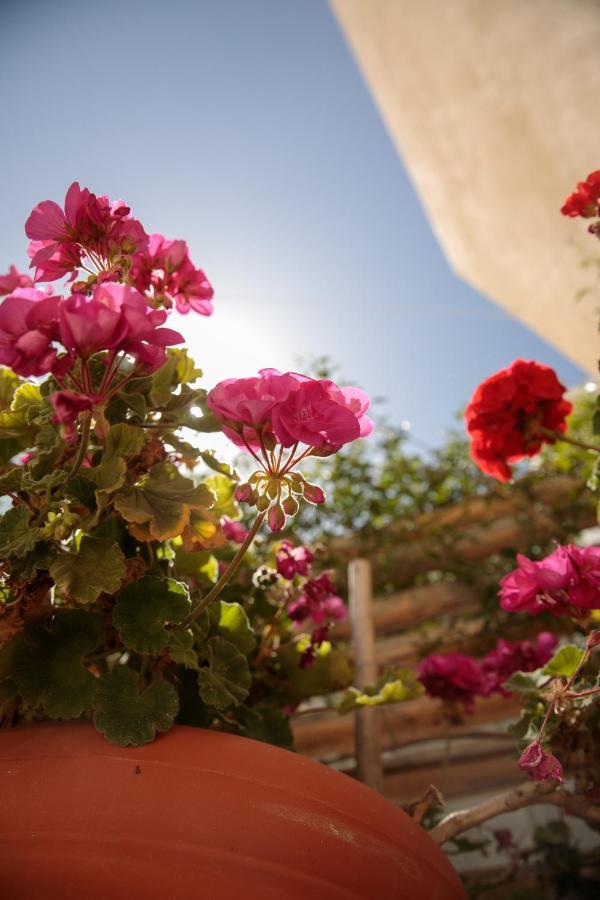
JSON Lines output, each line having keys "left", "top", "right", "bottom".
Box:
{"left": 207, "top": 369, "right": 373, "bottom": 456}
{"left": 417, "top": 632, "right": 558, "bottom": 711}
{"left": 130, "top": 234, "right": 213, "bottom": 316}
{"left": 0, "top": 281, "right": 183, "bottom": 403}
{"left": 275, "top": 540, "right": 314, "bottom": 579}
{"left": 499, "top": 544, "right": 600, "bottom": 617}
{"left": 222, "top": 518, "right": 250, "bottom": 545}
{"left": 518, "top": 741, "right": 564, "bottom": 784}
{"left": 287, "top": 573, "right": 347, "bottom": 627}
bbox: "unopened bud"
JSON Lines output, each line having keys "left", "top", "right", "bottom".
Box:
{"left": 235, "top": 483, "right": 253, "bottom": 503}
{"left": 268, "top": 503, "right": 285, "bottom": 533}
{"left": 266, "top": 478, "right": 280, "bottom": 500}
{"left": 282, "top": 495, "right": 299, "bottom": 516}
{"left": 261, "top": 430, "right": 277, "bottom": 452}
{"left": 256, "top": 493, "right": 271, "bottom": 512}
{"left": 288, "top": 474, "right": 304, "bottom": 495}
{"left": 303, "top": 482, "right": 326, "bottom": 504}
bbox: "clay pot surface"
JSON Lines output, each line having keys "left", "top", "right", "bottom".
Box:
{"left": 0, "top": 722, "right": 465, "bottom": 899}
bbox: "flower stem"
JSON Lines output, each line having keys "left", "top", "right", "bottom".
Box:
{"left": 67, "top": 414, "right": 92, "bottom": 479}
{"left": 541, "top": 427, "right": 600, "bottom": 454}
{"left": 181, "top": 510, "right": 266, "bottom": 628}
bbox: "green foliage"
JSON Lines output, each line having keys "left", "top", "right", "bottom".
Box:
{"left": 114, "top": 461, "right": 214, "bottom": 540}
{"left": 0, "top": 507, "right": 41, "bottom": 559}
{"left": 239, "top": 704, "right": 293, "bottom": 749}
{"left": 83, "top": 424, "right": 146, "bottom": 494}
{"left": 276, "top": 642, "right": 353, "bottom": 703}
{"left": 210, "top": 600, "right": 256, "bottom": 654}
{"left": 503, "top": 669, "right": 547, "bottom": 694}
{"left": 113, "top": 576, "right": 190, "bottom": 653}
{"left": 196, "top": 636, "right": 251, "bottom": 709}
{"left": 0, "top": 610, "right": 103, "bottom": 718}
{"left": 543, "top": 644, "right": 585, "bottom": 678}
{"left": 50, "top": 537, "right": 125, "bottom": 604}
{"left": 338, "top": 668, "right": 423, "bottom": 714}
{"left": 93, "top": 665, "right": 179, "bottom": 746}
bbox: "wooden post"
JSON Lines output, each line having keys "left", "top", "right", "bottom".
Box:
{"left": 348, "top": 558, "right": 384, "bottom": 792}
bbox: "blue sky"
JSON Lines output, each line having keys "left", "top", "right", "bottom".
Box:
{"left": 0, "top": 0, "right": 584, "bottom": 447}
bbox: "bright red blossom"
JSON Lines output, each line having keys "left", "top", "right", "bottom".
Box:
{"left": 465, "top": 359, "right": 572, "bottom": 482}
{"left": 560, "top": 171, "right": 600, "bottom": 218}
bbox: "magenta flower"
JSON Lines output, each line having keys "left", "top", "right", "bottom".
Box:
{"left": 206, "top": 369, "right": 302, "bottom": 450}
{"left": 499, "top": 544, "right": 600, "bottom": 616}
{"left": 0, "top": 265, "right": 33, "bottom": 296}
{"left": 518, "top": 741, "right": 564, "bottom": 783}
{"left": 222, "top": 518, "right": 249, "bottom": 544}
{"left": 480, "top": 632, "right": 558, "bottom": 695}
{"left": 25, "top": 182, "right": 148, "bottom": 281}
{"left": 51, "top": 390, "right": 96, "bottom": 425}
{"left": 417, "top": 653, "right": 486, "bottom": 712}
{"left": 0, "top": 288, "right": 61, "bottom": 377}
{"left": 59, "top": 283, "right": 183, "bottom": 370}
{"left": 271, "top": 379, "right": 370, "bottom": 451}
{"left": 275, "top": 540, "right": 314, "bottom": 579}
{"left": 131, "top": 233, "right": 214, "bottom": 316}
{"left": 288, "top": 573, "right": 347, "bottom": 625}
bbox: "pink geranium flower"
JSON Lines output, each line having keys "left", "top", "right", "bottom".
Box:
{"left": 222, "top": 518, "right": 249, "bottom": 544}
{"left": 275, "top": 540, "right": 314, "bottom": 579}
{"left": 417, "top": 653, "right": 486, "bottom": 712}
{"left": 0, "top": 288, "right": 61, "bottom": 377}
{"left": 130, "top": 233, "right": 214, "bottom": 316}
{"left": 25, "top": 182, "right": 148, "bottom": 282}
{"left": 480, "top": 632, "right": 558, "bottom": 696}
{"left": 0, "top": 265, "right": 33, "bottom": 296}
{"left": 499, "top": 544, "right": 600, "bottom": 616}
{"left": 518, "top": 741, "right": 564, "bottom": 783}
{"left": 59, "top": 283, "right": 183, "bottom": 370}
{"left": 288, "top": 573, "right": 347, "bottom": 625}
{"left": 271, "top": 379, "right": 369, "bottom": 451}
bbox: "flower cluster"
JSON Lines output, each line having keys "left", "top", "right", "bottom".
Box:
{"left": 499, "top": 544, "right": 600, "bottom": 617}
{"left": 417, "top": 633, "right": 558, "bottom": 711}
{"left": 561, "top": 170, "right": 600, "bottom": 219}
{"left": 465, "top": 359, "right": 572, "bottom": 482}
{"left": 208, "top": 369, "right": 372, "bottom": 531}
{"left": 130, "top": 233, "right": 213, "bottom": 316}
{"left": 275, "top": 540, "right": 314, "bottom": 579}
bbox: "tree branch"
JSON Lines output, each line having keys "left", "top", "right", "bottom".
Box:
{"left": 431, "top": 781, "right": 554, "bottom": 845}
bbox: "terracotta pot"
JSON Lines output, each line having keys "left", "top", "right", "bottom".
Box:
{"left": 0, "top": 723, "right": 465, "bottom": 899}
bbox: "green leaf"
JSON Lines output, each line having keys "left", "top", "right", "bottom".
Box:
{"left": 196, "top": 636, "right": 251, "bottom": 709}
{"left": 150, "top": 349, "right": 202, "bottom": 407}
{"left": 167, "top": 629, "right": 199, "bottom": 668}
{"left": 211, "top": 601, "right": 256, "bottom": 655}
{"left": 0, "top": 507, "right": 41, "bottom": 559}
{"left": 504, "top": 670, "right": 547, "bottom": 694}
{"left": 239, "top": 704, "right": 294, "bottom": 749}
{"left": 543, "top": 644, "right": 585, "bottom": 678}
{"left": 173, "top": 547, "right": 217, "bottom": 580}
{"left": 9, "top": 543, "right": 55, "bottom": 580}
{"left": 200, "top": 450, "right": 238, "bottom": 480}
{"left": 1, "top": 609, "right": 103, "bottom": 718}
{"left": 114, "top": 461, "right": 214, "bottom": 540}
{"left": 338, "top": 669, "right": 423, "bottom": 714}
{"left": 50, "top": 537, "right": 126, "bottom": 604}
{"left": 0, "top": 368, "right": 21, "bottom": 410}
{"left": 113, "top": 576, "right": 190, "bottom": 653}
{"left": 93, "top": 665, "right": 179, "bottom": 746}
{"left": 205, "top": 474, "right": 239, "bottom": 519}
{"left": 277, "top": 643, "right": 353, "bottom": 702}
{"left": 116, "top": 390, "right": 147, "bottom": 421}
{"left": 83, "top": 424, "right": 146, "bottom": 493}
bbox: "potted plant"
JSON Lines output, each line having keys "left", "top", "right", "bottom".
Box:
{"left": 0, "top": 182, "right": 465, "bottom": 899}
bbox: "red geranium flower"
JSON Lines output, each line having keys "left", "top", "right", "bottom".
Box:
{"left": 465, "top": 359, "right": 572, "bottom": 481}
{"left": 561, "top": 171, "right": 600, "bottom": 218}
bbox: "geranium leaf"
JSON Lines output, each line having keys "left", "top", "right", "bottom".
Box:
{"left": 200, "top": 450, "right": 238, "bottom": 480}
{"left": 239, "top": 704, "right": 293, "bottom": 749}
{"left": 196, "top": 636, "right": 251, "bottom": 709}
{"left": 50, "top": 537, "right": 126, "bottom": 604}
{"left": 114, "top": 461, "right": 214, "bottom": 540}
{"left": 210, "top": 600, "right": 256, "bottom": 655}
{"left": 113, "top": 575, "right": 190, "bottom": 653}
{"left": 503, "top": 669, "right": 546, "bottom": 694}
{"left": 205, "top": 474, "right": 239, "bottom": 519}
{"left": 1, "top": 609, "right": 103, "bottom": 718}
{"left": 0, "top": 507, "right": 41, "bottom": 559}
{"left": 83, "top": 424, "right": 146, "bottom": 494}
{"left": 543, "top": 645, "right": 585, "bottom": 678}
{"left": 167, "top": 629, "right": 199, "bottom": 668}
{"left": 93, "top": 665, "right": 179, "bottom": 746}
{"left": 338, "top": 670, "right": 423, "bottom": 714}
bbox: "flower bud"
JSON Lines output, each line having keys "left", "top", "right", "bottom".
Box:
{"left": 256, "top": 493, "right": 271, "bottom": 512}
{"left": 235, "top": 483, "right": 253, "bottom": 503}
{"left": 282, "top": 495, "right": 299, "bottom": 516}
{"left": 303, "top": 482, "right": 326, "bottom": 505}
{"left": 288, "top": 473, "right": 304, "bottom": 495}
{"left": 587, "top": 630, "right": 600, "bottom": 649}
{"left": 268, "top": 503, "right": 285, "bottom": 533}
{"left": 266, "top": 478, "right": 280, "bottom": 500}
